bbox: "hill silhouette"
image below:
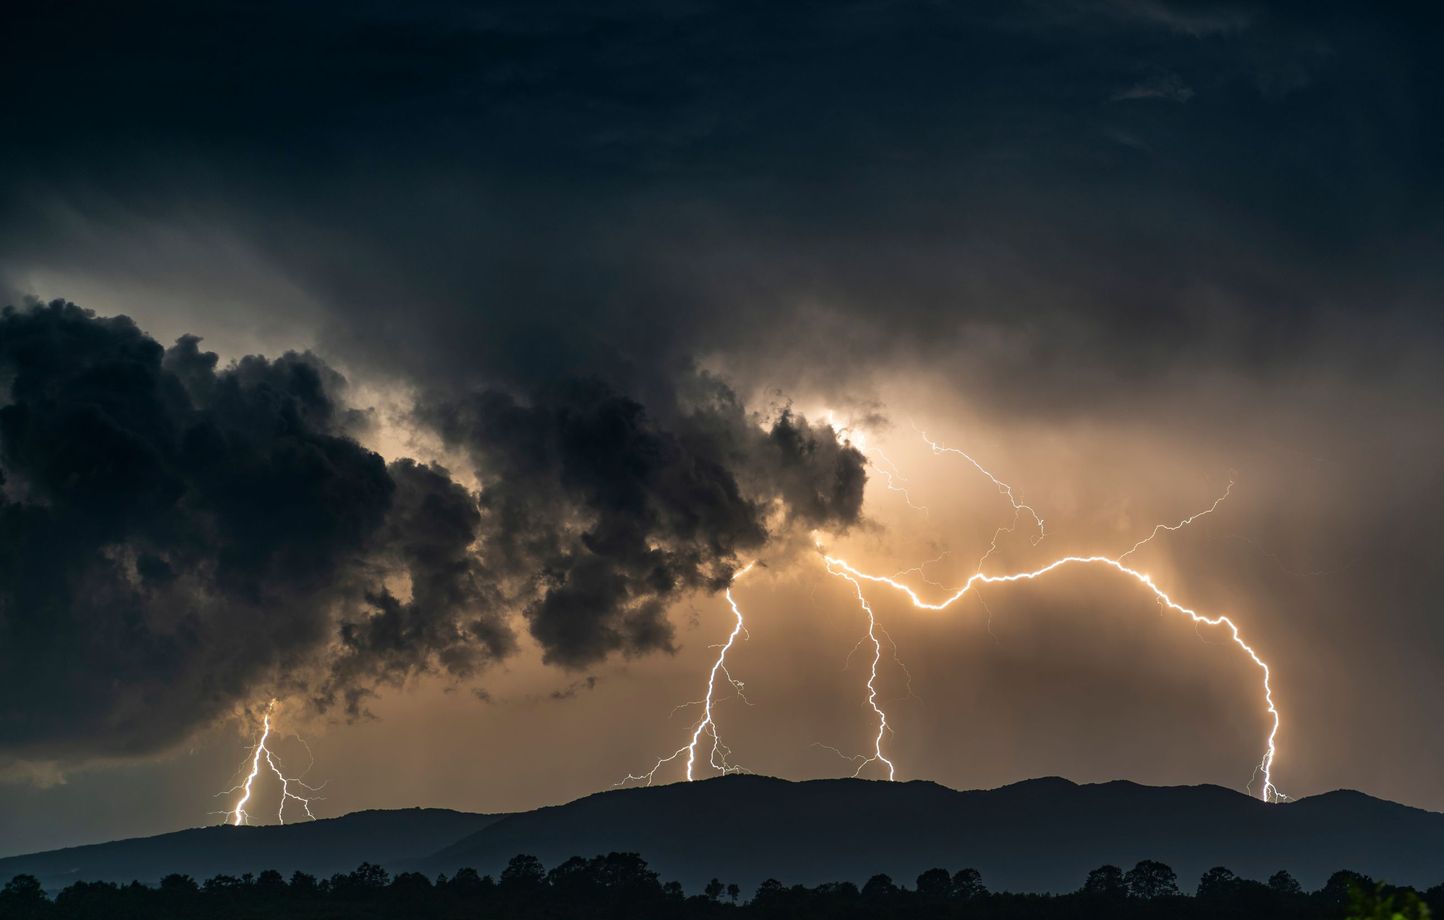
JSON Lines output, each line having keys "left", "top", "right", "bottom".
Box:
{"left": 422, "top": 776, "right": 1444, "bottom": 892}
{"left": 4, "top": 777, "right": 1442, "bottom": 895}
{"left": 0, "top": 808, "right": 501, "bottom": 892}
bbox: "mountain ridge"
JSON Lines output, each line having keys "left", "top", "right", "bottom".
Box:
{"left": 419, "top": 774, "right": 1444, "bottom": 892}
{"left": 3, "top": 776, "right": 1440, "bottom": 895}
{"left": 0, "top": 807, "right": 504, "bottom": 892}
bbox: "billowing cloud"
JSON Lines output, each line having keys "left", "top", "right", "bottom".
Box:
{"left": 0, "top": 303, "right": 393, "bottom": 760}
{"left": 430, "top": 379, "right": 864, "bottom": 667}
{"left": 0, "top": 302, "right": 864, "bottom": 763}
{"left": 4, "top": 1, "right": 1438, "bottom": 415}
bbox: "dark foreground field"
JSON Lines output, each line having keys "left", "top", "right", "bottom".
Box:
{"left": 2, "top": 850, "right": 1439, "bottom": 920}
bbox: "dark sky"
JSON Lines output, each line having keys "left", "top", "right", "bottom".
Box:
{"left": 1, "top": 0, "right": 1442, "bottom": 855}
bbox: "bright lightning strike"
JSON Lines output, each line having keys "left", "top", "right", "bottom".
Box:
{"left": 889, "top": 550, "right": 952, "bottom": 590}
{"left": 217, "top": 699, "right": 325, "bottom": 826}
{"left": 1120, "top": 478, "right": 1234, "bottom": 561}
{"left": 817, "top": 431, "right": 1280, "bottom": 801}
{"left": 820, "top": 552, "right": 1284, "bottom": 802}
{"left": 915, "top": 427, "right": 1046, "bottom": 577}
{"left": 867, "top": 447, "right": 929, "bottom": 516}
{"left": 620, "top": 564, "right": 756, "bottom": 786}
{"left": 822, "top": 409, "right": 927, "bottom": 515}
{"left": 917, "top": 427, "right": 1046, "bottom": 552}
{"left": 612, "top": 416, "right": 1280, "bottom": 805}
{"left": 823, "top": 560, "right": 896, "bottom": 780}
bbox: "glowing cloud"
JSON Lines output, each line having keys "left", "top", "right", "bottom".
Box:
{"left": 815, "top": 458, "right": 1279, "bottom": 803}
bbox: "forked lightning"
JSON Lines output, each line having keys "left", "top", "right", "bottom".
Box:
{"left": 620, "top": 564, "right": 756, "bottom": 786}
{"left": 217, "top": 699, "right": 325, "bottom": 825}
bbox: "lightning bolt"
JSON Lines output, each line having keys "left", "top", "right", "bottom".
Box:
{"left": 916, "top": 428, "right": 1046, "bottom": 571}
{"left": 867, "top": 447, "right": 929, "bottom": 516}
{"left": 1120, "top": 478, "right": 1234, "bottom": 561}
{"left": 889, "top": 550, "right": 952, "bottom": 589}
{"left": 819, "top": 552, "right": 1284, "bottom": 802}
{"left": 822, "top": 560, "right": 897, "bottom": 780}
{"left": 620, "top": 563, "right": 756, "bottom": 786}
{"left": 812, "top": 426, "right": 1033, "bottom": 775}
{"left": 819, "top": 429, "right": 1280, "bottom": 801}
{"left": 822, "top": 410, "right": 927, "bottom": 516}
{"left": 217, "top": 699, "right": 326, "bottom": 825}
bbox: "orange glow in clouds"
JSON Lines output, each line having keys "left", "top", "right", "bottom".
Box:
{"left": 627, "top": 422, "right": 1285, "bottom": 803}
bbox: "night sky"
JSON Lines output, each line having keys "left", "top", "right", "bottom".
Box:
{"left": 2, "top": 1, "right": 1441, "bottom": 856}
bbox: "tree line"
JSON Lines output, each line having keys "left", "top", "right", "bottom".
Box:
{"left": 0, "top": 853, "right": 1436, "bottom": 919}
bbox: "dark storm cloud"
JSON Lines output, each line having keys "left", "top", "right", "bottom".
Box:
{"left": 323, "top": 458, "right": 515, "bottom": 716}
{"left": 0, "top": 302, "right": 395, "bottom": 758}
{"left": 430, "top": 379, "right": 864, "bottom": 666}
{"left": 4, "top": 0, "right": 1440, "bottom": 411}
{"left": 0, "top": 302, "right": 863, "bottom": 761}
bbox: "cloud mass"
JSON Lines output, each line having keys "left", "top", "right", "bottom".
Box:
{"left": 0, "top": 302, "right": 864, "bottom": 764}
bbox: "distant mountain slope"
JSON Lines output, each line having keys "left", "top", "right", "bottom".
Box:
{"left": 0, "top": 808, "right": 502, "bottom": 891}
{"left": 423, "top": 776, "right": 1444, "bottom": 893}
{"left": 3, "top": 778, "right": 1442, "bottom": 896}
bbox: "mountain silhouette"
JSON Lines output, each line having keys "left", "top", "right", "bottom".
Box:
{"left": 4, "top": 777, "right": 1442, "bottom": 894}
{"left": 0, "top": 808, "right": 501, "bottom": 892}
{"left": 422, "top": 776, "right": 1444, "bottom": 892}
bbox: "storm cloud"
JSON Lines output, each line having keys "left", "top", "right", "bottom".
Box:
{"left": 0, "top": 302, "right": 864, "bottom": 763}
{"left": 4, "top": 1, "right": 1439, "bottom": 412}
{"left": 430, "top": 379, "right": 864, "bottom": 666}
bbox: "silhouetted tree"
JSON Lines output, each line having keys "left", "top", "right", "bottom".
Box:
{"left": 1125, "top": 860, "right": 1179, "bottom": 899}
{"left": 203, "top": 874, "right": 243, "bottom": 893}
{"left": 545, "top": 855, "right": 592, "bottom": 892}
{"left": 390, "top": 871, "right": 432, "bottom": 896}
{"left": 500, "top": 853, "right": 546, "bottom": 889}
{"left": 916, "top": 868, "right": 951, "bottom": 901}
{"left": 951, "top": 867, "right": 988, "bottom": 899}
{"left": 0, "top": 875, "right": 47, "bottom": 920}
{"left": 1322, "top": 870, "right": 1375, "bottom": 909}
{"left": 158, "top": 874, "right": 198, "bottom": 895}
{"left": 55, "top": 879, "right": 120, "bottom": 916}
{"left": 587, "top": 852, "right": 659, "bottom": 891}
{"left": 9, "top": 851, "right": 1442, "bottom": 920}
{"left": 727, "top": 882, "right": 741, "bottom": 903}
{"left": 1081, "top": 864, "right": 1128, "bottom": 899}
{"left": 1197, "top": 866, "right": 1239, "bottom": 898}
{"left": 442, "top": 866, "right": 486, "bottom": 897}
{"left": 1424, "top": 883, "right": 1444, "bottom": 917}
{"left": 1269, "top": 869, "right": 1303, "bottom": 895}
{"left": 289, "top": 871, "right": 318, "bottom": 896}
{"left": 254, "top": 869, "right": 286, "bottom": 894}
{"left": 349, "top": 862, "right": 391, "bottom": 890}
{"left": 752, "top": 878, "right": 786, "bottom": 908}
{"left": 816, "top": 881, "right": 859, "bottom": 898}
